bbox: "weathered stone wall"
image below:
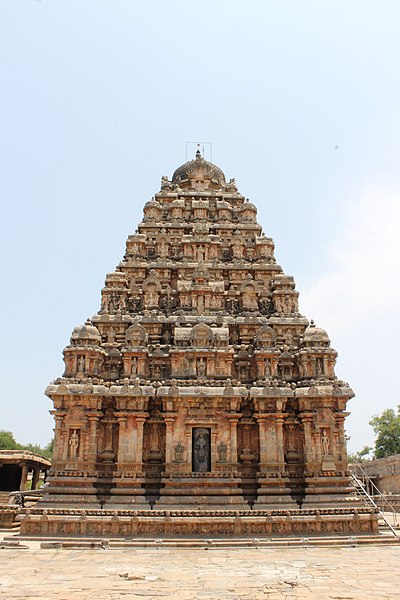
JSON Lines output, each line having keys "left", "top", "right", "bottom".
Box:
{"left": 354, "top": 454, "right": 400, "bottom": 494}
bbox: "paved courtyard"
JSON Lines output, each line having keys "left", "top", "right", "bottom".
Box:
{"left": 1, "top": 542, "right": 400, "bottom": 599}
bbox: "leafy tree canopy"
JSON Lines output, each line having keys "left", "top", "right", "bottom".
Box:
{"left": 0, "top": 430, "right": 53, "bottom": 459}
{"left": 369, "top": 406, "right": 400, "bottom": 459}
{"left": 347, "top": 445, "right": 373, "bottom": 464}
{"left": 0, "top": 430, "right": 19, "bottom": 450}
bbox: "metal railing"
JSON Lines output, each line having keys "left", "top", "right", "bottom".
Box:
{"left": 350, "top": 463, "right": 399, "bottom": 539}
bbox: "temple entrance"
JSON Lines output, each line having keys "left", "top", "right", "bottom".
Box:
{"left": 192, "top": 428, "right": 211, "bottom": 472}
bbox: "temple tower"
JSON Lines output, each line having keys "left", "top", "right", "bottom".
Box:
{"left": 43, "top": 149, "right": 354, "bottom": 510}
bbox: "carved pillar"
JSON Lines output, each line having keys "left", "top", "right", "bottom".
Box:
{"left": 228, "top": 416, "right": 239, "bottom": 464}
{"left": 164, "top": 416, "right": 175, "bottom": 468}
{"left": 51, "top": 412, "right": 65, "bottom": 463}
{"left": 88, "top": 415, "right": 100, "bottom": 465}
{"left": 275, "top": 416, "right": 285, "bottom": 470}
{"left": 60, "top": 430, "right": 69, "bottom": 463}
{"left": 335, "top": 414, "right": 348, "bottom": 466}
{"left": 264, "top": 416, "right": 278, "bottom": 469}
{"left": 256, "top": 416, "right": 268, "bottom": 468}
{"left": 19, "top": 463, "right": 28, "bottom": 491}
{"left": 117, "top": 416, "right": 128, "bottom": 464}
{"left": 185, "top": 428, "right": 192, "bottom": 470}
{"left": 300, "top": 413, "right": 315, "bottom": 466}
{"left": 134, "top": 416, "right": 146, "bottom": 467}
{"left": 31, "top": 466, "right": 40, "bottom": 490}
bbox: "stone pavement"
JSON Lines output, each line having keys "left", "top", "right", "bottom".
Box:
{"left": 1, "top": 542, "right": 400, "bottom": 599}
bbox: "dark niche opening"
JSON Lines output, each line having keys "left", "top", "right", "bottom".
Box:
{"left": 192, "top": 427, "right": 211, "bottom": 472}
{"left": 0, "top": 464, "right": 22, "bottom": 491}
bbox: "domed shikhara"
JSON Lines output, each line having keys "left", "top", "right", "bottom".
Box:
{"left": 70, "top": 321, "right": 101, "bottom": 346}
{"left": 172, "top": 149, "right": 226, "bottom": 187}
{"left": 41, "top": 148, "right": 360, "bottom": 528}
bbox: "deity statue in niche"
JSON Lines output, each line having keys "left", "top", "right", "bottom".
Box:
{"left": 77, "top": 356, "right": 85, "bottom": 373}
{"left": 158, "top": 238, "right": 168, "bottom": 258}
{"left": 195, "top": 205, "right": 207, "bottom": 219}
{"left": 107, "top": 327, "right": 116, "bottom": 343}
{"left": 69, "top": 429, "right": 79, "bottom": 459}
{"left": 197, "top": 358, "right": 206, "bottom": 377}
{"left": 217, "top": 442, "right": 227, "bottom": 463}
{"left": 232, "top": 242, "right": 243, "bottom": 258}
{"left": 174, "top": 442, "right": 184, "bottom": 463}
{"left": 321, "top": 428, "right": 331, "bottom": 455}
{"left": 178, "top": 356, "right": 189, "bottom": 375}
{"left": 263, "top": 358, "right": 271, "bottom": 377}
{"left": 131, "top": 357, "right": 138, "bottom": 376}
{"left": 290, "top": 295, "right": 299, "bottom": 313}
{"left": 151, "top": 363, "right": 162, "bottom": 379}
{"left": 196, "top": 295, "right": 205, "bottom": 314}
{"left": 196, "top": 245, "right": 206, "bottom": 261}
{"left": 108, "top": 294, "right": 116, "bottom": 311}
{"left": 316, "top": 357, "right": 325, "bottom": 376}
{"left": 274, "top": 295, "right": 284, "bottom": 313}
{"left": 246, "top": 246, "right": 255, "bottom": 260}
{"left": 285, "top": 329, "right": 294, "bottom": 345}
{"left": 101, "top": 296, "right": 109, "bottom": 312}
{"left": 130, "top": 242, "right": 139, "bottom": 255}
{"left": 242, "top": 288, "right": 258, "bottom": 309}
{"left": 193, "top": 428, "right": 210, "bottom": 472}
{"left": 230, "top": 327, "right": 239, "bottom": 344}
{"left": 144, "top": 284, "right": 159, "bottom": 308}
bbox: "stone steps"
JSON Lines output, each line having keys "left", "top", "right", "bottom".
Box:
{"left": 0, "top": 539, "right": 29, "bottom": 549}
{"left": 5, "top": 532, "right": 399, "bottom": 549}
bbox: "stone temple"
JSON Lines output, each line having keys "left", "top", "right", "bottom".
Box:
{"left": 21, "top": 149, "right": 378, "bottom": 537}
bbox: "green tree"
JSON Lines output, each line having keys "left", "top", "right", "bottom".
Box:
{"left": 0, "top": 430, "right": 19, "bottom": 450}
{"left": 369, "top": 406, "right": 400, "bottom": 459}
{"left": 0, "top": 430, "right": 53, "bottom": 459}
{"left": 22, "top": 443, "right": 52, "bottom": 459}
{"left": 347, "top": 445, "right": 372, "bottom": 463}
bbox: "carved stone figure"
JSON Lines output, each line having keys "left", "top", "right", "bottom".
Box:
{"left": 69, "top": 429, "right": 79, "bottom": 459}
{"left": 107, "top": 327, "right": 116, "bottom": 343}
{"left": 197, "top": 358, "right": 206, "bottom": 377}
{"left": 77, "top": 356, "right": 85, "bottom": 373}
{"left": 263, "top": 359, "right": 271, "bottom": 377}
{"left": 193, "top": 429, "right": 210, "bottom": 472}
{"left": 131, "top": 357, "right": 138, "bottom": 376}
{"left": 217, "top": 442, "right": 227, "bottom": 463}
{"left": 158, "top": 239, "right": 168, "bottom": 258}
{"left": 321, "top": 429, "right": 331, "bottom": 455}
{"left": 144, "top": 285, "right": 159, "bottom": 308}
{"left": 174, "top": 442, "right": 184, "bottom": 463}
{"left": 196, "top": 295, "right": 205, "bottom": 314}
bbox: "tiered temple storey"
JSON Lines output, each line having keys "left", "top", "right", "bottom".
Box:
{"left": 43, "top": 150, "right": 355, "bottom": 513}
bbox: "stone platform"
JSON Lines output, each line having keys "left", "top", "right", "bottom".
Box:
{"left": 18, "top": 506, "right": 379, "bottom": 538}
{"left": 1, "top": 541, "right": 400, "bottom": 599}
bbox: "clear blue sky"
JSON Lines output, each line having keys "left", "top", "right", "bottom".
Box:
{"left": 1, "top": 0, "right": 399, "bottom": 452}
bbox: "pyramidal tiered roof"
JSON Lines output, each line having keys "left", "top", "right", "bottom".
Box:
{"left": 39, "top": 149, "right": 358, "bottom": 521}
{"left": 59, "top": 148, "right": 344, "bottom": 390}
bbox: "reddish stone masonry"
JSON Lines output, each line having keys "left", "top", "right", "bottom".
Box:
{"left": 38, "top": 150, "right": 369, "bottom": 535}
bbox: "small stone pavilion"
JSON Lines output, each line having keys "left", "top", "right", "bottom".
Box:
{"left": 21, "top": 150, "right": 377, "bottom": 537}
{"left": 0, "top": 450, "right": 50, "bottom": 492}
